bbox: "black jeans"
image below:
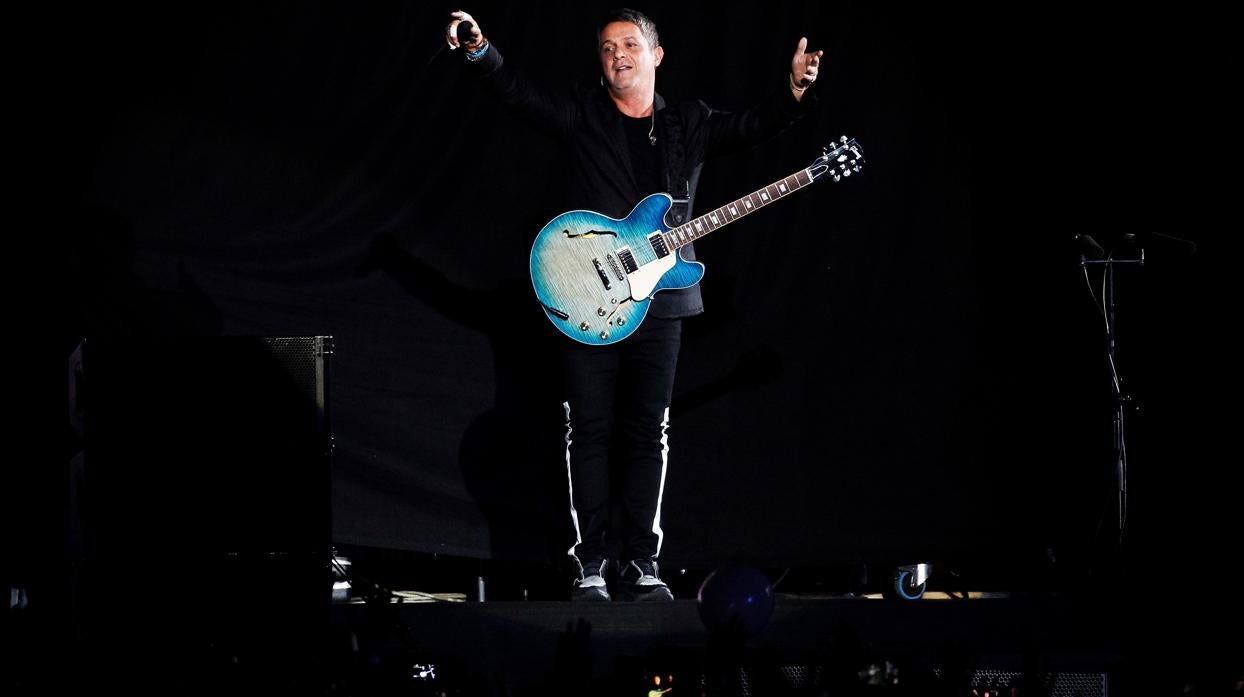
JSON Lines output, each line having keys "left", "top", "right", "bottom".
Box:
{"left": 561, "top": 316, "right": 682, "bottom": 564}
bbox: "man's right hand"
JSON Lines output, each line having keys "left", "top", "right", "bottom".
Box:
{"left": 446, "top": 10, "right": 486, "bottom": 51}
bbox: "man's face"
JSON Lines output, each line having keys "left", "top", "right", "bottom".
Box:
{"left": 598, "top": 21, "right": 663, "bottom": 95}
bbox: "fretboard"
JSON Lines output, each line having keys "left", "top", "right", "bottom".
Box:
{"left": 663, "top": 169, "right": 814, "bottom": 250}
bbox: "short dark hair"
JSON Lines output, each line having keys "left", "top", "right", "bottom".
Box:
{"left": 598, "top": 8, "right": 659, "bottom": 48}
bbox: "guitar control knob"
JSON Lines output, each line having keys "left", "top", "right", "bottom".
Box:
{"left": 617, "top": 317, "right": 626, "bottom": 326}
{"left": 597, "top": 307, "right": 606, "bottom": 316}
{"left": 599, "top": 331, "right": 609, "bottom": 340}
{"left": 579, "top": 322, "right": 590, "bottom": 331}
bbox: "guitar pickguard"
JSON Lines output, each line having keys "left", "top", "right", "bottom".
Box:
{"left": 625, "top": 253, "right": 677, "bottom": 300}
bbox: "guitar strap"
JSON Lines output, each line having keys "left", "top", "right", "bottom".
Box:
{"left": 659, "top": 107, "right": 691, "bottom": 225}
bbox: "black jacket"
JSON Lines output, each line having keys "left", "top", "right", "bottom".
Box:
{"left": 466, "top": 43, "right": 816, "bottom": 318}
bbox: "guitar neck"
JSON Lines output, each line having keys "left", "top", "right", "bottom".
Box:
{"left": 664, "top": 168, "right": 815, "bottom": 250}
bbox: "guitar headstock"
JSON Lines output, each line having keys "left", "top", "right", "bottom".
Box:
{"left": 808, "top": 136, "right": 864, "bottom": 183}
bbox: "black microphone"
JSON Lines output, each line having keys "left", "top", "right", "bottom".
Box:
{"left": 1076, "top": 234, "right": 1105, "bottom": 260}
{"left": 456, "top": 20, "right": 477, "bottom": 48}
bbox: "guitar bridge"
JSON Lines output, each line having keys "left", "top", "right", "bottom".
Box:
{"left": 605, "top": 254, "right": 624, "bottom": 281}
{"left": 591, "top": 258, "right": 612, "bottom": 290}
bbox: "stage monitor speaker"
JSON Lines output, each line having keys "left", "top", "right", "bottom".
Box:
{"left": 70, "top": 336, "right": 333, "bottom": 561}
{"left": 960, "top": 669, "right": 1108, "bottom": 697}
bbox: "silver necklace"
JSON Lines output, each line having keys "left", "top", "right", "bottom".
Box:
{"left": 648, "top": 110, "right": 657, "bottom": 146}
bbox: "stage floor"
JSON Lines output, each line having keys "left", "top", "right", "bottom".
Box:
{"left": 15, "top": 564, "right": 1240, "bottom": 695}
{"left": 324, "top": 592, "right": 1125, "bottom": 694}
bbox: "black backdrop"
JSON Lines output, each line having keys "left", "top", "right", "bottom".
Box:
{"left": 32, "top": 1, "right": 1229, "bottom": 581}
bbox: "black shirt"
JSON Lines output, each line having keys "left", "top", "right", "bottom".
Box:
{"left": 622, "top": 113, "right": 661, "bottom": 199}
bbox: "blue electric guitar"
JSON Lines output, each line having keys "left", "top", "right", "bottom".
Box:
{"left": 530, "top": 137, "right": 864, "bottom": 345}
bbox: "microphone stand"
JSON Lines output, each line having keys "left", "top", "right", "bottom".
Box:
{"left": 1078, "top": 238, "right": 1144, "bottom": 546}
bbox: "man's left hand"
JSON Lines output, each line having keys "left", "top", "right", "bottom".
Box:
{"left": 790, "top": 37, "right": 823, "bottom": 99}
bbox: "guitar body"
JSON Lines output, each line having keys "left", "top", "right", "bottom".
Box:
{"left": 530, "top": 193, "right": 705, "bottom": 346}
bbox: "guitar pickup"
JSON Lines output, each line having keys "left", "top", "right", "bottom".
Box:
{"left": 648, "top": 232, "right": 669, "bottom": 259}
{"left": 616, "top": 247, "right": 638, "bottom": 274}
{"left": 591, "top": 258, "right": 612, "bottom": 290}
